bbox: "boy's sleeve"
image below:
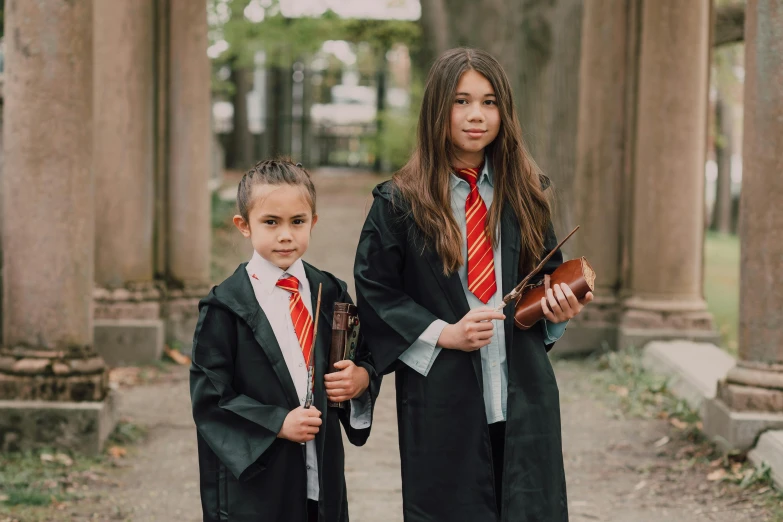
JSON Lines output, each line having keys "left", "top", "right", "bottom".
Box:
{"left": 190, "top": 303, "right": 290, "bottom": 481}
{"left": 335, "top": 281, "right": 381, "bottom": 447}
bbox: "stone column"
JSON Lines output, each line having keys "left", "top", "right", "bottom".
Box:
{"left": 93, "top": 0, "right": 164, "bottom": 366}
{"left": 560, "top": 0, "right": 636, "bottom": 353}
{"left": 164, "top": 0, "right": 213, "bottom": 345}
{"left": 0, "top": 0, "right": 114, "bottom": 454}
{"left": 704, "top": 0, "right": 783, "bottom": 450}
{"left": 618, "top": 0, "right": 717, "bottom": 350}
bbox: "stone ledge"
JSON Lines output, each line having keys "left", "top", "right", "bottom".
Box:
{"left": 0, "top": 391, "right": 118, "bottom": 455}
{"left": 94, "top": 319, "right": 164, "bottom": 366}
{"left": 642, "top": 340, "right": 735, "bottom": 413}
{"left": 702, "top": 398, "right": 783, "bottom": 452}
{"left": 748, "top": 430, "right": 783, "bottom": 490}
{"left": 618, "top": 326, "right": 721, "bottom": 352}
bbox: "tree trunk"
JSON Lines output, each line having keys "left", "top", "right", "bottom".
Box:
{"left": 229, "top": 65, "right": 255, "bottom": 170}
{"left": 712, "top": 96, "right": 734, "bottom": 234}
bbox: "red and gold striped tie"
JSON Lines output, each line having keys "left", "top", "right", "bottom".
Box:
{"left": 276, "top": 275, "right": 315, "bottom": 365}
{"left": 455, "top": 166, "right": 497, "bottom": 304}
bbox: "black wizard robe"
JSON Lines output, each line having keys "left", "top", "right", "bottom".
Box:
{"left": 190, "top": 262, "right": 381, "bottom": 522}
{"left": 354, "top": 181, "right": 568, "bottom": 522}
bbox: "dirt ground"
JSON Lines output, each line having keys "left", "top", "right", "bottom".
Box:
{"left": 3, "top": 169, "right": 779, "bottom": 522}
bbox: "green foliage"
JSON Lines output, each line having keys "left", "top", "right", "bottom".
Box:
{"left": 212, "top": 190, "right": 236, "bottom": 230}
{"left": 107, "top": 420, "right": 148, "bottom": 446}
{"left": 704, "top": 231, "right": 740, "bottom": 354}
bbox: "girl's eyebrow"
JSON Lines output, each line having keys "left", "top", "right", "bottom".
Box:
{"left": 455, "top": 92, "right": 496, "bottom": 97}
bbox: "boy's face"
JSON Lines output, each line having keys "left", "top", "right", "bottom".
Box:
{"left": 449, "top": 69, "right": 501, "bottom": 167}
{"left": 233, "top": 183, "right": 318, "bottom": 270}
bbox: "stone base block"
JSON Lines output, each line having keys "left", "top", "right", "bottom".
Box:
{"left": 702, "top": 398, "right": 783, "bottom": 452}
{"left": 94, "top": 319, "right": 164, "bottom": 366}
{"left": 618, "top": 326, "right": 721, "bottom": 352}
{"left": 553, "top": 322, "right": 617, "bottom": 354}
{"left": 0, "top": 391, "right": 117, "bottom": 455}
{"left": 641, "top": 340, "right": 735, "bottom": 413}
{"left": 748, "top": 430, "right": 783, "bottom": 490}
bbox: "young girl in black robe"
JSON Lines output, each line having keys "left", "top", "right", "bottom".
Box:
{"left": 354, "top": 48, "right": 593, "bottom": 522}
{"left": 191, "top": 159, "right": 379, "bottom": 522}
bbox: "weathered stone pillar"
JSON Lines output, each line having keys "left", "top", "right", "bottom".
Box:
{"left": 0, "top": 0, "right": 114, "bottom": 454}
{"left": 559, "top": 0, "right": 636, "bottom": 353}
{"left": 164, "top": 0, "right": 213, "bottom": 345}
{"left": 93, "top": 0, "right": 164, "bottom": 366}
{"left": 704, "top": 0, "right": 783, "bottom": 450}
{"left": 617, "top": 0, "right": 718, "bottom": 350}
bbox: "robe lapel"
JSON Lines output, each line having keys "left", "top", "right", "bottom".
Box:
{"left": 500, "top": 205, "right": 521, "bottom": 362}
{"left": 422, "top": 245, "right": 471, "bottom": 322}
{"left": 422, "top": 239, "right": 484, "bottom": 390}
{"left": 220, "top": 264, "right": 302, "bottom": 410}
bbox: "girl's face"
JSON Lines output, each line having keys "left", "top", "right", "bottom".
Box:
{"left": 233, "top": 183, "right": 317, "bottom": 270}
{"left": 449, "top": 69, "right": 501, "bottom": 168}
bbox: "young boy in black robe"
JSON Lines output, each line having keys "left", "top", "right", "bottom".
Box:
{"left": 191, "top": 159, "right": 379, "bottom": 522}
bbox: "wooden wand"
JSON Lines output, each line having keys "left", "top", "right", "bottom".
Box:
{"left": 494, "top": 226, "right": 580, "bottom": 312}
{"left": 304, "top": 283, "right": 322, "bottom": 409}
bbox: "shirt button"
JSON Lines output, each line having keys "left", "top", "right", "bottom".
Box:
{"left": 299, "top": 362, "right": 304, "bottom": 367}
{"left": 306, "top": 465, "right": 311, "bottom": 470}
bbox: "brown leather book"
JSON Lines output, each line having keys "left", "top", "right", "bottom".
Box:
{"left": 327, "top": 302, "right": 360, "bottom": 408}
{"left": 514, "top": 257, "right": 596, "bottom": 330}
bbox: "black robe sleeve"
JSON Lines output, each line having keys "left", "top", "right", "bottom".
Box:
{"left": 535, "top": 221, "right": 565, "bottom": 351}
{"left": 333, "top": 280, "right": 382, "bottom": 447}
{"left": 190, "top": 303, "right": 290, "bottom": 481}
{"left": 354, "top": 195, "right": 441, "bottom": 375}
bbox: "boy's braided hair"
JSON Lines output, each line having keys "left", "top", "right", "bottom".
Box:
{"left": 237, "top": 158, "right": 316, "bottom": 222}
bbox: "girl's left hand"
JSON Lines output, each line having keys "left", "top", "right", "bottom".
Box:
{"left": 324, "top": 360, "right": 370, "bottom": 403}
{"left": 541, "top": 283, "right": 594, "bottom": 324}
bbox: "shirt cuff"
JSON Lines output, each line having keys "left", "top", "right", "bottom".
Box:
{"left": 543, "top": 319, "right": 568, "bottom": 344}
{"left": 398, "top": 319, "right": 447, "bottom": 377}
{"left": 348, "top": 390, "right": 372, "bottom": 429}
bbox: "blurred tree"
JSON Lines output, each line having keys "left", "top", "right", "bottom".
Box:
{"left": 208, "top": 0, "right": 419, "bottom": 169}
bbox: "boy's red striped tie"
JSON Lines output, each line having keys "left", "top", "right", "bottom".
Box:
{"left": 455, "top": 166, "right": 497, "bottom": 304}
{"left": 276, "top": 275, "right": 314, "bottom": 364}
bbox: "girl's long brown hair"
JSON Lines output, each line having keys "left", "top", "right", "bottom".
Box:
{"left": 393, "top": 48, "right": 551, "bottom": 275}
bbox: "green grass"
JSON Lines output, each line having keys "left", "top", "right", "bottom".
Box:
{"left": 704, "top": 231, "right": 740, "bottom": 354}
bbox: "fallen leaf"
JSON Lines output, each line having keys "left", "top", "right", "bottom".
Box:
{"left": 108, "top": 446, "right": 127, "bottom": 459}
{"left": 164, "top": 345, "right": 191, "bottom": 366}
{"left": 634, "top": 480, "right": 647, "bottom": 491}
{"left": 55, "top": 453, "right": 73, "bottom": 466}
{"left": 707, "top": 469, "right": 727, "bottom": 481}
{"left": 670, "top": 418, "right": 688, "bottom": 430}
{"left": 40, "top": 453, "right": 55, "bottom": 463}
{"left": 653, "top": 436, "right": 670, "bottom": 448}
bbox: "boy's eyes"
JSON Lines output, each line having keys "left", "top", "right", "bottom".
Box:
{"left": 263, "top": 219, "right": 306, "bottom": 225}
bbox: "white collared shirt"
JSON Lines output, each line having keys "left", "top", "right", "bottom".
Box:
{"left": 245, "top": 251, "right": 371, "bottom": 501}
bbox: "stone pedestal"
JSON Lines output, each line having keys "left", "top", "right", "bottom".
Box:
{"left": 703, "top": 0, "right": 783, "bottom": 452}
{"left": 0, "top": 392, "right": 117, "bottom": 456}
{"left": 163, "top": 283, "right": 213, "bottom": 351}
{"left": 618, "top": 0, "right": 716, "bottom": 350}
{"left": 1, "top": 0, "right": 115, "bottom": 448}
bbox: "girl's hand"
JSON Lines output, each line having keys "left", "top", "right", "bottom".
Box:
{"left": 278, "top": 406, "right": 322, "bottom": 443}
{"left": 325, "top": 360, "right": 370, "bottom": 402}
{"left": 438, "top": 307, "right": 506, "bottom": 352}
{"left": 541, "top": 283, "right": 594, "bottom": 324}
